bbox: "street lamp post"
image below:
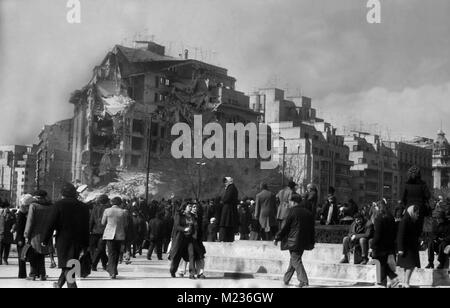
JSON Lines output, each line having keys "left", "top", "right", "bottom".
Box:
{"left": 196, "top": 161, "right": 206, "bottom": 200}
{"left": 280, "top": 136, "right": 286, "bottom": 187}
{"left": 145, "top": 117, "right": 153, "bottom": 207}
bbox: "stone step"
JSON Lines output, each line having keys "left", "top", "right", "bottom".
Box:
{"left": 204, "top": 255, "right": 450, "bottom": 286}
{"left": 204, "top": 241, "right": 433, "bottom": 266}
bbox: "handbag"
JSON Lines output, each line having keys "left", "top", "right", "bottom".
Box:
{"left": 20, "top": 243, "right": 33, "bottom": 262}
{"left": 80, "top": 253, "right": 92, "bottom": 278}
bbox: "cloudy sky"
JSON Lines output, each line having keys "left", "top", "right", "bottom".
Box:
{"left": 1, "top": 0, "right": 449, "bottom": 144}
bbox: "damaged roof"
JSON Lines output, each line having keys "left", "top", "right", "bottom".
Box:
{"left": 114, "top": 45, "right": 176, "bottom": 62}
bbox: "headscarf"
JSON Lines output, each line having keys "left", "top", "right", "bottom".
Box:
{"left": 223, "top": 177, "right": 233, "bottom": 188}
{"left": 19, "top": 194, "right": 34, "bottom": 213}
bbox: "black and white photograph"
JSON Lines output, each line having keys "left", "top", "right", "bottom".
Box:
{"left": 0, "top": 0, "right": 450, "bottom": 292}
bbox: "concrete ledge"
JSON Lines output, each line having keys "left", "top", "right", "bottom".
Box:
{"left": 204, "top": 242, "right": 450, "bottom": 286}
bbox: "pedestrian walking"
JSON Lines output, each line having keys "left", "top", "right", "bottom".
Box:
{"left": 102, "top": 197, "right": 129, "bottom": 279}
{"left": 0, "top": 202, "right": 16, "bottom": 265}
{"left": 370, "top": 201, "right": 400, "bottom": 288}
{"left": 397, "top": 205, "right": 421, "bottom": 288}
{"left": 44, "top": 183, "right": 90, "bottom": 288}
{"left": 89, "top": 194, "right": 109, "bottom": 271}
{"left": 274, "top": 199, "right": 315, "bottom": 288}
{"left": 147, "top": 211, "right": 165, "bottom": 260}
{"left": 276, "top": 181, "right": 296, "bottom": 229}
{"left": 255, "top": 183, "right": 277, "bottom": 240}
{"left": 15, "top": 194, "right": 34, "bottom": 278}
{"left": 24, "top": 190, "right": 54, "bottom": 281}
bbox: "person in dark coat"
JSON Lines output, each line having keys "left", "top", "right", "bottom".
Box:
{"left": 339, "top": 213, "right": 374, "bottom": 265}
{"left": 201, "top": 200, "right": 215, "bottom": 241}
{"left": 147, "top": 211, "right": 165, "bottom": 260}
{"left": 89, "top": 194, "right": 109, "bottom": 271}
{"left": 238, "top": 201, "right": 251, "bottom": 240}
{"left": 162, "top": 203, "right": 174, "bottom": 253}
{"left": 370, "top": 201, "right": 400, "bottom": 288}
{"left": 131, "top": 210, "right": 147, "bottom": 258}
{"left": 274, "top": 199, "right": 315, "bottom": 287}
{"left": 169, "top": 203, "right": 197, "bottom": 279}
{"left": 43, "top": 183, "right": 90, "bottom": 288}
{"left": 425, "top": 210, "right": 450, "bottom": 269}
{"left": 0, "top": 203, "right": 16, "bottom": 265}
{"left": 191, "top": 202, "right": 207, "bottom": 278}
{"left": 402, "top": 165, "right": 431, "bottom": 233}
{"left": 305, "top": 183, "right": 319, "bottom": 220}
{"left": 24, "top": 190, "right": 54, "bottom": 281}
{"left": 218, "top": 177, "right": 239, "bottom": 242}
{"left": 397, "top": 205, "right": 421, "bottom": 288}
{"left": 320, "top": 191, "right": 339, "bottom": 225}
{"left": 255, "top": 183, "right": 277, "bottom": 240}
{"left": 207, "top": 217, "right": 218, "bottom": 242}
{"left": 15, "top": 194, "right": 34, "bottom": 278}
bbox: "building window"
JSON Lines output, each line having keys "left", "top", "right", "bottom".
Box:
{"left": 154, "top": 93, "right": 159, "bottom": 102}
{"left": 131, "top": 155, "right": 140, "bottom": 167}
{"left": 358, "top": 158, "right": 366, "bottom": 164}
{"left": 127, "top": 75, "right": 145, "bottom": 101}
{"left": 314, "top": 161, "right": 319, "bottom": 170}
{"left": 132, "top": 119, "right": 145, "bottom": 135}
{"left": 353, "top": 145, "right": 359, "bottom": 151}
{"left": 304, "top": 133, "right": 309, "bottom": 139}
{"left": 131, "top": 137, "right": 144, "bottom": 151}
{"left": 155, "top": 76, "right": 160, "bottom": 88}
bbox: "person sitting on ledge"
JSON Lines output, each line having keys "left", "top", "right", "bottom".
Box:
{"left": 339, "top": 213, "right": 374, "bottom": 265}
{"left": 425, "top": 210, "right": 450, "bottom": 269}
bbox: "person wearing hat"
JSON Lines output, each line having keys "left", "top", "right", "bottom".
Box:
{"left": 89, "top": 194, "right": 110, "bottom": 271}
{"left": 101, "top": 196, "right": 129, "bottom": 279}
{"left": 43, "top": 183, "right": 90, "bottom": 288}
{"left": 255, "top": 183, "right": 278, "bottom": 240}
{"left": 276, "top": 181, "right": 296, "bottom": 229}
{"left": 24, "top": 190, "right": 54, "bottom": 281}
{"left": 218, "top": 177, "right": 239, "bottom": 242}
{"left": 0, "top": 199, "right": 16, "bottom": 266}
{"left": 319, "top": 187, "right": 339, "bottom": 225}
{"left": 15, "top": 194, "right": 34, "bottom": 278}
{"left": 305, "top": 183, "right": 319, "bottom": 221}
{"left": 402, "top": 165, "right": 431, "bottom": 233}
{"left": 425, "top": 210, "right": 450, "bottom": 269}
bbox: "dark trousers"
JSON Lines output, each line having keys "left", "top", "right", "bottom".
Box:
{"left": 284, "top": 250, "right": 308, "bottom": 285}
{"left": 239, "top": 233, "right": 249, "bottom": 240}
{"left": 219, "top": 227, "right": 234, "bottom": 242}
{"left": 90, "top": 234, "right": 108, "bottom": 270}
{"left": 0, "top": 241, "right": 11, "bottom": 262}
{"left": 17, "top": 245, "right": 27, "bottom": 278}
{"left": 342, "top": 236, "right": 369, "bottom": 258}
{"left": 428, "top": 240, "right": 450, "bottom": 264}
{"left": 56, "top": 267, "right": 78, "bottom": 288}
{"left": 260, "top": 226, "right": 277, "bottom": 241}
{"left": 374, "top": 254, "right": 397, "bottom": 286}
{"left": 132, "top": 241, "right": 143, "bottom": 257}
{"left": 29, "top": 252, "right": 45, "bottom": 278}
{"left": 163, "top": 237, "right": 171, "bottom": 253}
{"left": 170, "top": 241, "right": 195, "bottom": 275}
{"left": 147, "top": 239, "right": 163, "bottom": 259}
{"left": 106, "top": 240, "right": 122, "bottom": 276}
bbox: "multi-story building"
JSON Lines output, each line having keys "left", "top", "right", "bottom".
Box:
{"left": 345, "top": 133, "right": 399, "bottom": 205}
{"left": 0, "top": 145, "right": 37, "bottom": 206}
{"left": 36, "top": 119, "right": 73, "bottom": 200}
{"left": 266, "top": 89, "right": 353, "bottom": 203}
{"left": 249, "top": 88, "right": 319, "bottom": 125}
{"left": 383, "top": 140, "right": 433, "bottom": 197}
{"left": 430, "top": 130, "right": 450, "bottom": 189}
{"left": 70, "top": 41, "right": 259, "bottom": 186}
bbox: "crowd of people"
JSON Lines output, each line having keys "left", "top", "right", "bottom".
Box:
{"left": 0, "top": 165, "right": 449, "bottom": 288}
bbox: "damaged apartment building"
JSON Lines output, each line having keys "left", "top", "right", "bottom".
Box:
{"left": 70, "top": 41, "right": 259, "bottom": 186}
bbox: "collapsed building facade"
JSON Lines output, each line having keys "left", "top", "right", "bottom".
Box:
{"left": 70, "top": 41, "right": 260, "bottom": 187}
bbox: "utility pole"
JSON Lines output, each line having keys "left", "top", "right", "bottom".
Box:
{"left": 145, "top": 117, "right": 153, "bottom": 206}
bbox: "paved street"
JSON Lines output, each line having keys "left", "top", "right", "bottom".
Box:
{"left": 0, "top": 253, "right": 375, "bottom": 288}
